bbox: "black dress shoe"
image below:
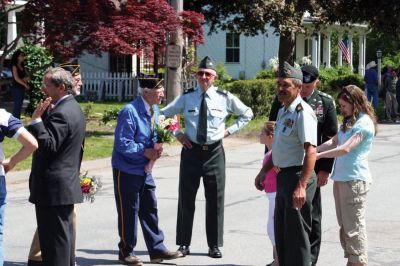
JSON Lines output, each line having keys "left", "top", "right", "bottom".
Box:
{"left": 177, "top": 245, "right": 190, "bottom": 257}
{"left": 208, "top": 246, "right": 222, "bottom": 258}
{"left": 27, "top": 260, "right": 43, "bottom": 266}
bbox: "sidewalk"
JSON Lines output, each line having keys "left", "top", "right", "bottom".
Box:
{"left": 7, "top": 135, "right": 256, "bottom": 185}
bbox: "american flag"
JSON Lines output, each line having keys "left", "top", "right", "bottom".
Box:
{"left": 339, "top": 39, "right": 350, "bottom": 63}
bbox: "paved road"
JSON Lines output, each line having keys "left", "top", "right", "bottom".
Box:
{"left": 4, "top": 124, "right": 400, "bottom": 266}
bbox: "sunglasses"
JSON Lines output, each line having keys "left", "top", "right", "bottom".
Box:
{"left": 197, "top": 71, "right": 213, "bottom": 78}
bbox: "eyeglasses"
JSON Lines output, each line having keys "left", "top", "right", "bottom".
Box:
{"left": 197, "top": 71, "right": 213, "bottom": 78}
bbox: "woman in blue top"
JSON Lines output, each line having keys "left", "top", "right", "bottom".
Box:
{"left": 316, "top": 85, "right": 377, "bottom": 266}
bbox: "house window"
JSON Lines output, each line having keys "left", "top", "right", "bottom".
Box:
{"left": 304, "top": 38, "right": 312, "bottom": 57}
{"left": 109, "top": 54, "right": 132, "bottom": 73}
{"left": 226, "top": 32, "right": 240, "bottom": 63}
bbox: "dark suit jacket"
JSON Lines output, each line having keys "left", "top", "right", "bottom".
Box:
{"left": 28, "top": 95, "right": 85, "bottom": 206}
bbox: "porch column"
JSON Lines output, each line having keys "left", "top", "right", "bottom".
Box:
{"left": 7, "top": 10, "right": 17, "bottom": 45}
{"left": 337, "top": 32, "right": 343, "bottom": 66}
{"left": 349, "top": 34, "right": 353, "bottom": 69}
{"left": 358, "top": 33, "right": 365, "bottom": 76}
{"left": 312, "top": 33, "right": 318, "bottom": 67}
{"left": 323, "top": 31, "right": 332, "bottom": 68}
{"left": 317, "top": 31, "right": 321, "bottom": 68}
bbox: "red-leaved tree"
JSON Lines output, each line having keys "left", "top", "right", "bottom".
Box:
{"left": 21, "top": 0, "right": 204, "bottom": 60}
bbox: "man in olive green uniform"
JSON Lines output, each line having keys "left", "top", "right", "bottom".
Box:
{"left": 161, "top": 56, "right": 253, "bottom": 258}
{"left": 255, "top": 62, "right": 317, "bottom": 266}
{"left": 301, "top": 65, "right": 338, "bottom": 266}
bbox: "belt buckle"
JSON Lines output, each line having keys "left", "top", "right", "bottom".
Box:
{"left": 202, "top": 145, "right": 208, "bottom": 151}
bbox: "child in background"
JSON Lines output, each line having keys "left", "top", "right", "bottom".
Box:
{"left": 259, "top": 121, "right": 279, "bottom": 266}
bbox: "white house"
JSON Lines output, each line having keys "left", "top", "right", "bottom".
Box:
{"left": 197, "top": 14, "right": 369, "bottom": 80}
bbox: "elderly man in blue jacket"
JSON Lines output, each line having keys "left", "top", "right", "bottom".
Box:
{"left": 112, "top": 78, "right": 182, "bottom": 266}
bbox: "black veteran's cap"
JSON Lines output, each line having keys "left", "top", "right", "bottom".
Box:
{"left": 138, "top": 78, "right": 163, "bottom": 89}
{"left": 301, "top": 65, "right": 319, "bottom": 84}
{"left": 279, "top": 62, "right": 303, "bottom": 81}
{"left": 59, "top": 59, "right": 80, "bottom": 76}
{"left": 198, "top": 56, "right": 216, "bottom": 71}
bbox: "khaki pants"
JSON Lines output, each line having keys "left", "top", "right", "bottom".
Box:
{"left": 333, "top": 181, "right": 369, "bottom": 265}
{"left": 28, "top": 207, "right": 77, "bottom": 261}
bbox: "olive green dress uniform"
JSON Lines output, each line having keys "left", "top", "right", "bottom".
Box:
{"left": 303, "top": 89, "right": 338, "bottom": 264}
{"left": 161, "top": 85, "right": 253, "bottom": 248}
{"left": 272, "top": 95, "right": 318, "bottom": 266}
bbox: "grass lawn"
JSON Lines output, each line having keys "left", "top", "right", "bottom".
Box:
{"left": 6, "top": 101, "right": 269, "bottom": 171}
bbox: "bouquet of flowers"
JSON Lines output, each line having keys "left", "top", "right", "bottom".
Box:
{"left": 145, "top": 116, "right": 179, "bottom": 173}
{"left": 155, "top": 116, "right": 179, "bottom": 143}
{"left": 80, "top": 171, "right": 102, "bottom": 203}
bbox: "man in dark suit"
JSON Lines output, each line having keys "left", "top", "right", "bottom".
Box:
{"left": 28, "top": 67, "right": 85, "bottom": 266}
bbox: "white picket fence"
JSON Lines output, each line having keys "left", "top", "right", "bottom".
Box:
{"left": 80, "top": 72, "right": 197, "bottom": 101}
{"left": 81, "top": 72, "right": 137, "bottom": 101}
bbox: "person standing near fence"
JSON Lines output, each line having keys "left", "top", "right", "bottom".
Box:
{"left": 10, "top": 50, "right": 30, "bottom": 119}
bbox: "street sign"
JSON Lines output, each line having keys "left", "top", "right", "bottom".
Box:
{"left": 166, "top": 44, "right": 182, "bottom": 69}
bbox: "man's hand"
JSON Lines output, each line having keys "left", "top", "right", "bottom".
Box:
{"left": 224, "top": 130, "right": 230, "bottom": 138}
{"left": 1, "top": 158, "right": 15, "bottom": 173}
{"left": 254, "top": 169, "right": 266, "bottom": 191}
{"left": 176, "top": 133, "right": 193, "bottom": 149}
{"left": 144, "top": 148, "right": 161, "bottom": 160}
{"left": 292, "top": 184, "right": 306, "bottom": 209}
{"left": 317, "top": 170, "right": 329, "bottom": 187}
{"left": 32, "top": 97, "right": 52, "bottom": 120}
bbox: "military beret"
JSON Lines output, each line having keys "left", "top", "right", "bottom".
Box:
{"left": 278, "top": 62, "right": 303, "bottom": 81}
{"left": 301, "top": 65, "right": 319, "bottom": 84}
{"left": 198, "top": 56, "right": 216, "bottom": 71}
{"left": 138, "top": 78, "right": 163, "bottom": 89}
{"left": 59, "top": 59, "right": 80, "bottom": 76}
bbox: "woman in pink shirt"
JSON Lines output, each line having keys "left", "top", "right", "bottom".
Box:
{"left": 259, "top": 121, "right": 279, "bottom": 266}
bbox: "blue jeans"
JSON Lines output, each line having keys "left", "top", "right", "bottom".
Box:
{"left": 0, "top": 176, "right": 7, "bottom": 266}
{"left": 366, "top": 84, "right": 378, "bottom": 110}
{"left": 11, "top": 86, "right": 25, "bottom": 119}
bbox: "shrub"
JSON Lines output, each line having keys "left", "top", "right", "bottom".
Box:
{"left": 214, "top": 63, "right": 232, "bottom": 87}
{"left": 254, "top": 68, "right": 277, "bottom": 79}
{"left": 20, "top": 44, "right": 53, "bottom": 115}
{"left": 102, "top": 107, "right": 120, "bottom": 125}
{"left": 228, "top": 79, "right": 276, "bottom": 118}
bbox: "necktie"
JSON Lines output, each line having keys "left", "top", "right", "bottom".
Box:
{"left": 197, "top": 92, "right": 207, "bottom": 144}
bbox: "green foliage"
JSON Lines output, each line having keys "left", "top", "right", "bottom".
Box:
{"left": 318, "top": 66, "right": 364, "bottom": 97}
{"left": 101, "top": 107, "right": 120, "bottom": 125}
{"left": 382, "top": 52, "right": 400, "bottom": 70}
{"left": 254, "top": 68, "right": 277, "bottom": 79}
{"left": 83, "top": 101, "right": 94, "bottom": 120}
{"left": 228, "top": 79, "right": 276, "bottom": 118}
{"left": 214, "top": 63, "right": 232, "bottom": 87}
{"left": 20, "top": 44, "right": 53, "bottom": 114}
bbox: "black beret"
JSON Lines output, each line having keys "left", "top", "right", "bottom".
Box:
{"left": 138, "top": 78, "right": 163, "bottom": 89}
{"left": 59, "top": 59, "right": 80, "bottom": 76}
{"left": 278, "top": 62, "right": 303, "bottom": 81}
{"left": 198, "top": 56, "right": 216, "bottom": 71}
{"left": 301, "top": 65, "right": 319, "bottom": 84}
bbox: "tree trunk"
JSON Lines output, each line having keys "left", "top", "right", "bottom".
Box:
{"left": 278, "top": 31, "right": 296, "bottom": 71}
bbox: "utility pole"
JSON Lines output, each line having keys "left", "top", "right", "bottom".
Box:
{"left": 166, "top": 0, "right": 184, "bottom": 104}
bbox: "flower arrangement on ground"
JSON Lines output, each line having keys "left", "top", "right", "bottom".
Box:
{"left": 80, "top": 171, "right": 102, "bottom": 203}
{"left": 145, "top": 115, "right": 179, "bottom": 173}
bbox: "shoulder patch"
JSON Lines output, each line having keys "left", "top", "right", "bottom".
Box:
{"left": 216, "top": 88, "right": 229, "bottom": 95}
{"left": 296, "top": 103, "right": 303, "bottom": 113}
{"left": 317, "top": 90, "right": 333, "bottom": 100}
{"left": 183, "top": 87, "right": 196, "bottom": 94}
